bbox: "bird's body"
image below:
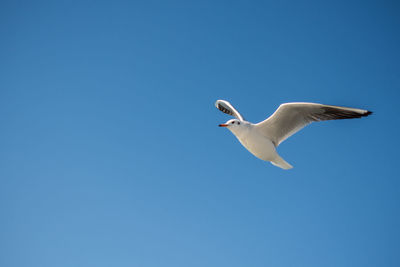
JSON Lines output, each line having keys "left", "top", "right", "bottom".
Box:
{"left": 215, "top": 100, "right": 372, "bottom": 170}
{"left": 233, "top": 123, "right": 276, "bottom": 161}
{"left": 225, "top": 121, "right": 291, "bottom": 168}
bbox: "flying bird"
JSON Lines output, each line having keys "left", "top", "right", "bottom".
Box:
{"left": 215, "top": 100, "right": 372, "bottom": 169}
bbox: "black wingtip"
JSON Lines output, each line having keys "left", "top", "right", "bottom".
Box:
{"left": 365, "top": 110, "right": 373, "bottom": 116}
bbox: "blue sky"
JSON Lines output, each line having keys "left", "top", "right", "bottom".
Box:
{"left": 1, "top": 0, "right": 399, "bottom": 266}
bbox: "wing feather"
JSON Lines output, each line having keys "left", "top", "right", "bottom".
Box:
{"left": 255, "top": 102, "right": 372, "bottom": 146}
{"left": 215, "top": 100, "right": 245, "bottom": 121}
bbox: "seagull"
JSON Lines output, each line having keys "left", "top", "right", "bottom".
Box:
{"left": 215, "top": 100, "right": 372, "bottom": 170}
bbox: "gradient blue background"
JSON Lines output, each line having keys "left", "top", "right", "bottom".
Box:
{"left": 1, "top": 0, "right": 399, "bottom": 266}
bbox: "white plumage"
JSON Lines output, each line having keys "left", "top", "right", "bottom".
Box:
{"left": 215, "top": 100, "right": 372, "bottom": 169}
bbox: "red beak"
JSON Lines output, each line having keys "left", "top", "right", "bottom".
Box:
{"left": 219, "top": 124, "right": 228, "bottom": 127}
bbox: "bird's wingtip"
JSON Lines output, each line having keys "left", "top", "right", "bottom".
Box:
{"left": 365, "top": 110, "right": 373, "bottom": 116}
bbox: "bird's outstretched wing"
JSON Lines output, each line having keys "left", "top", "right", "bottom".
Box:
{"left": 255, "top": 102, "right": 372, "bottom": 146}
{"left": 215, "top": 100, "right": 245, "bottom": 121}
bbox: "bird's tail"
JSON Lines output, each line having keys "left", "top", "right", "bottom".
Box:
{"left": 271, "top": 155, "right": 293, "bottom": 170}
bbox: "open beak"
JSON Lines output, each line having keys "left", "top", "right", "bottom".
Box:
{"left": 219, "top": 124, "right": 228, "bottom": 127}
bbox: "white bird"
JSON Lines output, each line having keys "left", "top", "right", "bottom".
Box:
{"left": 215, "top": 100, "right": 372, "bottom": 169}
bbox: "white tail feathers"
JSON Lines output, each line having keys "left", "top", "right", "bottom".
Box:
{"left": 271, "top": 155, "right": 293, "bottom": 170}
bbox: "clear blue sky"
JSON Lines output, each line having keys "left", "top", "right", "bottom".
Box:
{"left": 1, "top": 0, "right": 399, "bottom": 266}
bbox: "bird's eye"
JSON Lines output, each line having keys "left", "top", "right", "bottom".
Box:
{"left": 232, "top": 121, "right": 234, "bottom": 124}
{"left": 238, "top": 122, "right": 240, "bottom": 125}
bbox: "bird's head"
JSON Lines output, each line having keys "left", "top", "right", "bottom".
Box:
{"left": 218, "top": 118, "right": 241, "bottom": 127}
{"left": 219, "top": 119, "right": 249, "bottom": 134}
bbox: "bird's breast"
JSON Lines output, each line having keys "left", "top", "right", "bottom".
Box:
{"left": 234, "top": 129, "right": 277, "bottom": 161}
